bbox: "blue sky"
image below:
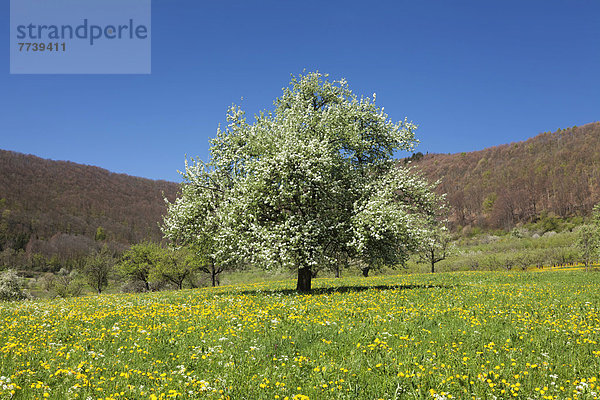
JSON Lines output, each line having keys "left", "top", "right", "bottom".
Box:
{"left": 1, "top": 0, "right": 599, "bottom": 182}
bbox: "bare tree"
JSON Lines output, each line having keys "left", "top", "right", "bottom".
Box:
{"left": 418, "top": 227, "right": 452, "bottom": 273}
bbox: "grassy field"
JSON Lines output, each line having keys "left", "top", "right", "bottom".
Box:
{"left": 1, "top": 270, "right": 599, "bottom": 400}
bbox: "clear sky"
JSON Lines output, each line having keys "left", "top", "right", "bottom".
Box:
{"left": 1, "top": 0, "right": 599, "bottom": 182}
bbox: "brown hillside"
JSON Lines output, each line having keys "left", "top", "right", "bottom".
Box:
{"left": 0, "top": 150, "right": 180, "bottom": 255}
{"left": 411, "top": 122, "right": 600, "bottom": 230}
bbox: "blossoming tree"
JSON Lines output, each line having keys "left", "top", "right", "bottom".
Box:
{"left": 163, "top": 72, "right": 440, "bottom": 292}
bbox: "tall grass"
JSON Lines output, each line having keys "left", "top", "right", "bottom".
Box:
{"left": 1, "top": 270, "right": 599, "bottom": 399}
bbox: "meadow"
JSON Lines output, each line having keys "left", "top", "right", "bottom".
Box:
{"left": 1, "top": 270, "right": 599, "bottom": 400}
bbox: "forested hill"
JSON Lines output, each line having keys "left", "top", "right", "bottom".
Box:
{"left": 2, "top": 122, "right": 599, "bottom": 270}
{"left": 0, "top": 149, "right": 179, "bottom": 257}
{"left": 410, "top": 122, "right": 600, "bottom": 231}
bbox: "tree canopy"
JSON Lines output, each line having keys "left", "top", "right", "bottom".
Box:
{"left": 163, "top": 72, "right": 440, "bottom": 291}
{"left": 82, "top": 246, "right": 115, "bottom": 294}
{"left": 118, "top": 242, "right": 161, "bottom": 291}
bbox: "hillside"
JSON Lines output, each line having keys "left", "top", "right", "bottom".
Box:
{"left": 0, "top": 149, "right": 179, "bottom": 270}
{"left": 2, "top": 122, "right": 599, "bottom": 271}
{"left": 410, "top": 122, "right": 600, "bottom": 231}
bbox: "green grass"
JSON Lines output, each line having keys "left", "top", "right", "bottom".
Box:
{"left": 1, "top": 270, "right": 599, "bottom": 399}
{"left": 404, "top": 230, "right": 582, "bottom": 274}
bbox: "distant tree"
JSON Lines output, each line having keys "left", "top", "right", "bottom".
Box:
{"left": 0, "top": 269, "right": 31, "bottom": 301}
{"left": 501, "top": 253, "right": 518, "bottom": 271}
{"left": 514, "top": 251, "right": 532, "bottom": 271}
{"left": 545, "top": 246, "right": 578, "bottom": 268}
{"left": 119, "top": 242, "right": 161, "bottom": 291}
{"left": 360, "top": 265, "right": 371, "bottom": 277}
{"left": 95, "top": 227, "right": 106, "bottom": 241}
{"left": 53, "top": 268, "right": 84, "bottom": 298}
{"left": 28, "top": 253, "right": 48, "bottom": 272}
{"left": 577, "top": 225, "right": 599, "bottom": 270}
{"left": 39, "top": 272, "right": 55, "bottom": 292}
{"left": 482, "top": 193, "right": 497, "bottom": 215}
{"left": 0, "top": 248, "right": 16, "bottom": 269}
{"left": 416, "top": 202, "right": 452, "bottom": 273}
{"left": 195, "top": 253, "right": 224, "bottom": 287}
{"left": 418, "top": 226, "right": 452, "bottom": 273}
{"left": 576, "top": 204, "right": 600, "bottom": 270}
{"left": 540, "top": 213, "right": 561, "bottom": 233}
{"left": 577, "top": 225, "right": 596, "bottom": 269}
{"left": 82, "top": 247, "right": 115, "bottom": 294}
{"left": 332, "top": 252, "right": 349, "bottom": 278}
{"left": 358, "top": 259, "right": 384, "bottom": 277}
{"left": 403, "top": 152, "right": 424, "bottom": 164}
{"left": 151, "top": 247, "right": 200, "bottom": 290}
{"left": 48, "top": 254, "right": 62, "bottom": 272}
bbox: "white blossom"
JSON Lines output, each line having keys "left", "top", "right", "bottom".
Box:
{"left": 162, "top": 72, "right": 440, "bottom": 286}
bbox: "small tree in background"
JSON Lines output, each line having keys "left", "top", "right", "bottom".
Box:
{"left": 53, "top": 268, "right": 84, "bottom": 298}
{"left": 576, "top": 203, "right": 600, "bottom": 270}
{"left": 151, "top": 247, "right": 200, "bottom": 290}
{"left": 119, "top": 242, "right": 161, "bottom": 291}
{"left": 577, "top": 225, "right": 598, "bottom": 270}
{"left": 417, "top": 226, "right": 452, "bottom": 273}
{"left": 39, "top": 272, "right": 55, "bottom": 292}
{"left": 414, "top": 199, "right": 452, "bottom": 274}
{"left": 82, "top": 247, "right": 115, "bottom": 294}
{"left": 514, "top": 251, "right": 533, "bottom": 271}
{"left": 195, "top": 253, "right": 224, "bottom": 287}
{"left": 0, "top": 269, "right": 31, "bottom": 301}
{"left": 358, "top": 260, "right": 385, "bottom": 278}
{"left": 95, "top": 227, "right": 107, "bottom": 242}
{"left": 332, "top": 252, "right": 349, "bottom": 278}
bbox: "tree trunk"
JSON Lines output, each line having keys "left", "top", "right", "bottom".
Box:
{"left": 297, "top": 267, "right": 312, "bottom": 292}
{"left": 362, "top": 267, "right": 370, "bottom": 277}
{"left": 431, "top": 260, "right": 435, "bottom": 274}
{"left": 144, "top": 280, "right": 150, "bottom": 292}
{"left": 334, "top": 265, "right": 340, "bottom": 278}
{"left": 211, "top": 267, "right": 217, "bottom": 287}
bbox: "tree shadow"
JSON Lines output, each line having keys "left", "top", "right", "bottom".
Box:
{"left": 235, "top": 283, "right": 456, "bottom": 296}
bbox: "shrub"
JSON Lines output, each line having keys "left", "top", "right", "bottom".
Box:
{"left": 53, "top": 269, "right": 84, "bottom": 298}
{"left": 0, "top": 269, "right": 31, "bottom": 301}
{"left": 39, "top": 272, "right": 55, "bottom": 292}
